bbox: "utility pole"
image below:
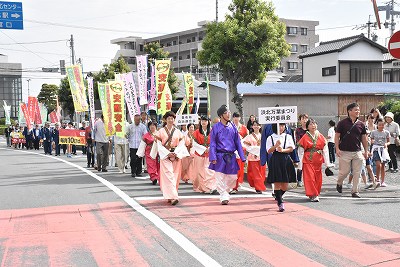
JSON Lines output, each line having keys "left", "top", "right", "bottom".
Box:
{"left": 70, "top": 34, "right": 75, "bottom": 65}
{"left": 391, "top": 0, "right": 395, "bottom": 36}
{"left": 367, "top": 15, "right": 373, "bottom": 39}
{"left": 26, "top": 79, "right": 31, "bottom": 97}
{"left": 216, "top": 0, "right": 218, "bottom": 22}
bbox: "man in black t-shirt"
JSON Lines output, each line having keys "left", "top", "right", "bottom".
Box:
{"left": 335, "top": 103, "right": 369, "bottom": 198}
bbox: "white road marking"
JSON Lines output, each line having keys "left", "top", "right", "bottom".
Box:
{"left": 1, "top": 148, "right": 222, "bottom": 267}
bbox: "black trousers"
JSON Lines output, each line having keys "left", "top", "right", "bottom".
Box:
{"left": 130, "top": 148, "right": 142, "bottom": 175}
{"left": 328, "top": 142, "right": 335, "bottom": 163}
{"left": 388, "top": 144, "right": 398, "bottom": 170}
{"left": 33, "top": 139, "right": 40, "bottom": 150}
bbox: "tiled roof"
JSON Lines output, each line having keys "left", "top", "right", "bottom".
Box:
{"left": 299, "top": 34, "right": 388, "bottom": 59}
{"left": 209, "top": 81, "right": 400, "bottom": 95}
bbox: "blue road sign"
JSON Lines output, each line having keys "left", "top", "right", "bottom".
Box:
{"left": 0, "top": 1, "right": 23, "bottom": 30}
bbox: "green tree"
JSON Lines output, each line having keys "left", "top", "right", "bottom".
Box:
{"left": 378, "top": 98, "right": 400, "bottom": 122}
{"left": 197, "top": 0, "right": 290, "bottom": 115}
{"left": 144, "top": 42, "right": 181, "bottom": 97}
{"left": 58, "top": 76, "right": 75, "bottom": 120}
{"left": 92, "top": 56, "right": 131, "bottom": 99}
{"left": 37, "top": 83, "right": 58, "bottom": 112}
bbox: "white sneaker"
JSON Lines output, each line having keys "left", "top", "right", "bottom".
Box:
{"left": 345, "top": 183, "right": 352, "bottom": 189}
{"left": 381, "top": 182, "right": 388, "bottom": 187}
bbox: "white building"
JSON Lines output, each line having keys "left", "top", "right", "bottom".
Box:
{"left": 299, "top": 34, "right": 390, "bottom": 82}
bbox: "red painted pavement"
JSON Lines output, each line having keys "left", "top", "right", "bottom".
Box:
{"left": 1, "top": 199, "right": 400, "bottom": 266}
{"left": 139, "top": 198, "right": 400, "bottom": 266}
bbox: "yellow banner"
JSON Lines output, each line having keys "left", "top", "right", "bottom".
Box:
{"left": 109, "top": 80, "right": 125, "bottom": 138}
{"left": 184, "top": 73, "right": 195, "bottom": 114}
{"left": 66, "top": 65, "right": 89, "bottom": 112}
{"left": 176, "top": 95, "right": 187, "bottom": 115}
{"left": 160, "top": 83, "right": 172, "bottom": 115}
{"left": 155, "top": 59, "right": 171, "bottom": 116}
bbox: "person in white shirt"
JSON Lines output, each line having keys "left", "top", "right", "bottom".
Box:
{"left": 114, "top": 122, "right": 129, "bottom": 174}
{"left": 327, "top": 120, "right": 336, "bottom": 164}
{"left": 94, "top": 115, "right": 110, "bottom": 172}
{"left": 384, "top": 112, "right": 400, "bottom": 173}
{"left": 127, "top": 114, "right": 147, "bottom": 177}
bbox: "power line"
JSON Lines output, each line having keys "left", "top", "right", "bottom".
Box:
{"left": 0, "top": 39, "right": 68, "bottom": 45}
{"left": 26, "top": 19, "right": 168, "bottom": 35}
{"left": 0, "top": 31, "right": 55, "bottom": 65}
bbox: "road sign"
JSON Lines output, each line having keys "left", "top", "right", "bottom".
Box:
{"left": 258, "top": 106, "right": 298, "bottom": 125}
{"left": 0, "top": 1, "right": 23, "bottom": 30}
{"left": 388, "top": 31, "right": 400, "bottom": 59}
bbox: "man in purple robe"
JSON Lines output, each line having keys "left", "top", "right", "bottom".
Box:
{"left": 209, "top": 105, "right": 246, "bottom": 205}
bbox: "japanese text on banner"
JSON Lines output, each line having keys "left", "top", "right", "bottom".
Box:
{"left": 109, "top": 81, "right": 125, "bottom": 138}
{"left": 175, "top": 114, "right": 199, "bottom": 126}
{"left": 87, "top": 77, "right": 95, "bottom": 127}
{"left": 155, "top": 59, "right": 171, "bottom": 115}
{"left": 66, "top": 65, "right": 89, "bottom": 112}
{"left": 59, "top": 129, "right": 86, "bottom": 145}
{"left": 104, "top": 83, "right": 115, "bottom": 136}
{"left": 122, "top": 73, "right": 140, "bottom": 120}
{"left": 136, "top": 55, "right": 148, "bottom": 105}
{"left": 258, "top": 106, "right": 298, "bottom": 124}
{"left": 183, "top": 73, "right": 195, "bottom": 114}
{"left": 148, "top": 64, "right": 157, "bottom": 111}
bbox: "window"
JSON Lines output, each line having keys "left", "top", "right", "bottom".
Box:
{"left": 290, "top": 44, "right": 298, "bottom": 53}
{"left": 288, "top": 62, "right": 298, "bottom": 70}
{"left": 186, "top": 54, "right": 191, "bottom": 59}
{"left": 166, "top": 42, "right": 172, "bottom": 47}
{"left": 199, "top": 36, "right": 203, "bottom": 41}
{"left": 187, "top": 38, "right": 192, "bottom": 43}
{"left": 300, "top": 45, "right": 308, "bottom": 53}
{"left": 179, "top": 55, "right": 182, "bottom": 60}
{"left": 139, "top": 44, "right": 143, "bottom": 52}
{"left": 192, "top": 36, "right": 196, "bottom": 42}
{"left": 301, "top": 28, "right": 308, "bottom": 35}
{"left": 192, "top": 52, "right": 197, "bottom": 58}
{"left": 173, "top": 56, "right": 177, "bottom": 61}
{"left": 287, "top": 27, "right": 297, "bottom": 35}
{"left": 322, "top": 66, "right": 336, "bottom": 76}
{"left": 173, "top": 40, "right": 177, "bottom": 45}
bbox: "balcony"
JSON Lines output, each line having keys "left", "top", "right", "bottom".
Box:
{"left": 348, "top": 68, "right": 400, "bottom": 82}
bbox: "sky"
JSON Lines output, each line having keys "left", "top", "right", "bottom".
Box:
{"left": 0, "top": 0, "right": 397, "bottom": 101}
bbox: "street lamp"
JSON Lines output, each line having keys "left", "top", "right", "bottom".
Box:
{"left": 26, "top": 79, "right": 31, "bottom": 98}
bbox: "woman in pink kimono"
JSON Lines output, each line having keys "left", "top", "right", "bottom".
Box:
{"left": 156, "top": 111, "right": 189, "bottom": 205}
{"left": 192, "top": 116, "right": 217, "bottom": 194}
{"left": 143, "top": 121, "right": 160, "bottom": 185}
{"left": 180, "top": 123, "right": 195, "bottom": 183}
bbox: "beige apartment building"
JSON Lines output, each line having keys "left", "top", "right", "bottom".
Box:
{"left": 111, "top": 18, "right": 319, "bottom": 81}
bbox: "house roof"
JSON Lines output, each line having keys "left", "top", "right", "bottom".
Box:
{"left": 299, "top": 34, "right": 388, "bottom": 59}
{"left": 209, "top": 81, "right": 400, "bottom": 96}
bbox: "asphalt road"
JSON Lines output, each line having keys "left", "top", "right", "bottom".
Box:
{"left": 1, "top": 144, "right": 400, "bottom": 267}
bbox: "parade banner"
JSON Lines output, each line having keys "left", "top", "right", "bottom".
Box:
{"left": 155, "top": 59, "right": 171, "bottom": 115}
{"left": 104, "top": 83, "right": 115, "bottom": 136}
{"left": 122, "top": 73, "right": 140, "bottom": 121}
{"left": 66, "top": 65, "right": 89, "bottom": 112}
{"left": 161, "top": 83, "right": 173, "bottom": 115}
{"left": 20, "top": 102, "right": 32, "bottom": 130}
{"left": 56, "top": 95, "right": 61, "bottom": 122}
{"left": 137, "top": 55, "right": 148, "bottom": 105}
{"left": 109, "top": 80, "right": 125, "bottom": 138}
{"left": 206, "top": 76, "right": 211, "bottom": 119}
{"left": 2, "top": 100, "right": 11, "bottom": 125}
{"left": 148, "top": 64, "right": 157, "bottom": 111}
{"left": 59, "top": 129, "right": 85, "bottom": 145}
{"left": 98, "top": 83, "right": 107, "bottom": 116}
{"left": 39, "top": 103, "right": 48, "bottom": 125}
{"left": 175, "top": 114, "right": 199, "bottom": 126}
{"left": 176, "top": 96, "right": 187, "bottom": 115}
{"left": 258, "top": 106, "right": 298, "bottom": 124}
{"left": 49, "top": 111, "right": 58, "bottom": 123}
{"left": 34, "top": 98, "right": 42, "bottom": 125}
{"left": 27, "top": 96, "right": 36, "bottom": 124}
{"left": 87, "top": 77, "right": 95, "bottom": 127}
{"left": 18, "top": 103, "right": 25, "bottom": 125}
{"left": 183, "top": 73, "right": 195, "bottom": 114}
{"left": 194, "top": 92, "right": 200, "bottom": 114}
